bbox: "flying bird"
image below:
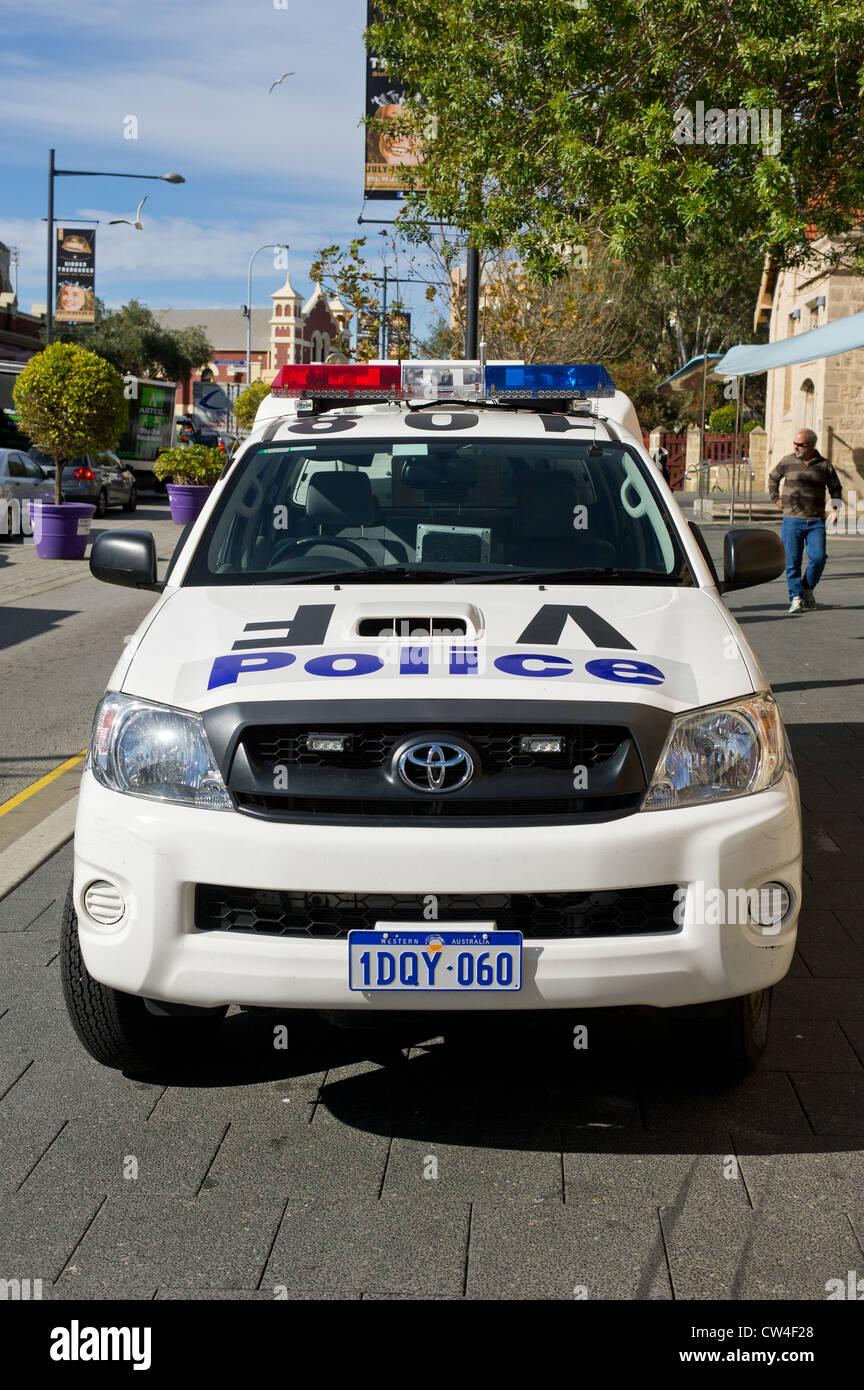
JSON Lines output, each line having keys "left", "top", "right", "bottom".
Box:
{"left": 268, "top": 71, "right": 295, "bottom": 94}
{"left": 109, "top": 196, "right": 147, "bottom": 230}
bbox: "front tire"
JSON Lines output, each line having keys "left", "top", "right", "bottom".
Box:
{"left": 122, "top": 484, "right": 137, "bottom": 513}
{"left": 60, "top": 882, "right": 225, "bottom": 1074}
{"left": 685, "top": 988, "right": 772, "bottom": 1081}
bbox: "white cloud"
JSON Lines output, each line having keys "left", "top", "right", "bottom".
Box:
{"left": 0, "top": 0, "right": 368, "bottom": 187}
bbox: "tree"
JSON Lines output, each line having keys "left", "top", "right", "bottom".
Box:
{"left": 13, "top": 344, "right": 128, "bottom": 505}
{"left": 55, "top": 300, "right": 212, "bottom": 382}
{"left": 368, "top": 1, "right": 864, "bottom": 279}
{"left": 233, "top": 381, "right": 270, "bottom": 430}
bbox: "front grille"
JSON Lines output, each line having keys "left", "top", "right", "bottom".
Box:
{"left": 195, "top": 884, "right": 679, "bottom": 940}
{"left": 235, "top": 792, "right": 641, "bottom": 821}
{"left": 243, "top": 722, "right": 628, "bottom": 773}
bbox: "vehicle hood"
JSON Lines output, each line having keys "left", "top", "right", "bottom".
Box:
{"left": 119, "top": 583, "right": 759, "bottom": 715}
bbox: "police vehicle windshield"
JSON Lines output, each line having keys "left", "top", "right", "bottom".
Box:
{"left": 184, "top": 438, "right": 691, "bottom": 586}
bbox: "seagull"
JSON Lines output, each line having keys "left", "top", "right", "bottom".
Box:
{"left": 268, "top": 71, "right": 295, "bottom": 94}
{"left": 109, "top": 196, "right": 147, "bottom": 230}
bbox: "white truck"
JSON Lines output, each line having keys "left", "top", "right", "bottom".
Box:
{"left": 63, "top": 361, "right": 801, "bottom": 1079}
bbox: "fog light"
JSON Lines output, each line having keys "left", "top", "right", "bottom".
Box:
{"left": 307, "top": 733, "right": 350, "bottom": 753}
{"left": 83, "top": 880, "right": 125, "bottom": 927}
{"left": 749, "top": 882, "right": 790, "bottom": 929}
{"left": 520, "top": 735, "right": 564, "bottom": 754}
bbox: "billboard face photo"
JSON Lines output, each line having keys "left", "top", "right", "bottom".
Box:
{"left": 55, "top": 227, "right": 96, "bottom": 323}
{"left": 365, "top": 2, "right": 424, "bottom": 199}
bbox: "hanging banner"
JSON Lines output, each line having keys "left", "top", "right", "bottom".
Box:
{"left": 55, "top": 227, "right": 96, "bottom": 323}
{"left": 356, "top": 310, "right": 381, "bottom": 360}
{"left": 387, "top": 308, "right": 411, "bottom": 358}
{"left": 365, "top": 1, "right": 424, "bottom": 200}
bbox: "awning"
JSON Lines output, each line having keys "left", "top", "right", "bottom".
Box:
{"left": 656, "top": 354, "right": 724, "bottom": 394}
{"left": 713, "top": 310, "right": 864, "bottom": 378}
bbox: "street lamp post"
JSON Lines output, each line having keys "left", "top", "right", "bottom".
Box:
{"left": 45, "top": 149, "right": 184, "bottom": 344}
{"left": 246, "top": 244, "right": 290, "bottom": 384}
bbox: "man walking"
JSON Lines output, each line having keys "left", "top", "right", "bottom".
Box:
{"left": 768, "top": 428, "right": 842, "bottom": 613}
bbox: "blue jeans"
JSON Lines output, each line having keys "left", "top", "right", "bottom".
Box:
{"left": 781, "top": 517, "right": 827, "bottom": 599}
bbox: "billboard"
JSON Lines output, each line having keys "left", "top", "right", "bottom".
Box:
{"left": 365, "top": 2, "right": 424, "bottom": 200}
{"left": 55, "top": 227, "right": 96, "bottom": 324}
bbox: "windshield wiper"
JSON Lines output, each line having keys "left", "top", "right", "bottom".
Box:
{"left": 443, "top": 567, "right": 678, "bottom": 585}
{"left": 255, "top": 566, "right": 463, "bottom": 585}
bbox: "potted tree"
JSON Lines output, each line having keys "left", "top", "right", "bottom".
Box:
{"left": 154, "top": 443, "right": 225, "bottom": 524}
{"left": 12, "top": 343, "right": 128, "bottom": 560}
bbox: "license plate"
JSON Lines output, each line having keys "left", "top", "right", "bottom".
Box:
{"left": 348, "top": 926, "right": 522, "bottom": 992}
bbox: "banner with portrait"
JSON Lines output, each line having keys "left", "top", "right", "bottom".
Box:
{"left": 365, "top": 2, "right": 425, "bottom": 199}
{"left": 55, "top": 227, "right": 96, "bottom": 324}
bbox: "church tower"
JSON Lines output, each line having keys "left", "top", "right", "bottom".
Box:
{"left": 269, "top": 271, "right": 304, "bottom": 371}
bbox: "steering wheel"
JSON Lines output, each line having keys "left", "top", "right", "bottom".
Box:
{"left": 269, "top": 534, "right": 379, "bottom": 569}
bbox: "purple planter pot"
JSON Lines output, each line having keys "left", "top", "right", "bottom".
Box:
{"left": 166, "top": 483, "right": 213, "bottom": 525}
{"left": 28, "top": 501, "right": 96, "bottom": 560}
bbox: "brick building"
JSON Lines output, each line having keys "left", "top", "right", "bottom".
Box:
{"left": 157, "top": 275, "right": 351, "bottom": 415}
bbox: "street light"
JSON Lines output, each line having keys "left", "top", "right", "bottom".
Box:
{"left": 46, "top": 149, "right": 185, "bottom": 344}
{"left": 246, "top": 244, "right": 290, "bottom": 384}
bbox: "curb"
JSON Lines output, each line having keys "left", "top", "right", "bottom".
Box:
{"left": 0, "top": 799, "right": 76, "bottom": 900}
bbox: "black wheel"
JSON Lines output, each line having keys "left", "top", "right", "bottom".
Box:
{"left": 60, "top": 882, "right": 226, "bottom": 1074}
{"left": 683, "top": 988, "right": 772, "bottom": 1081}
{"left": 122, "top": 484, "right": 137, "bottom": 513}
{"left": 95, "top": 489, "right": 108, "bottom": 518}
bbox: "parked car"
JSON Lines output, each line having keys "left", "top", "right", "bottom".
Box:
{"left": 60, "top": 452, "right": 137, "bottom": 516}
{"left": 0, "top": 447, "right": 53, "bottom": 540}
{"left": 69, "top": 360, "right": 800, "bottom": 1080}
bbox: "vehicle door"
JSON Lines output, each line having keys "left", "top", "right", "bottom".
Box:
{"left": 97, "top": 454, "right": 125, "bottom": 506}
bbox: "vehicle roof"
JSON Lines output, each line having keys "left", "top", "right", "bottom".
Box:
{"left": 245, "top": 401, "right": 646, "bottom": 456}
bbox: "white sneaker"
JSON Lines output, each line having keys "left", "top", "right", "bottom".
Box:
{"left": 788, "top": 596, "right": 804, "bottom": 614}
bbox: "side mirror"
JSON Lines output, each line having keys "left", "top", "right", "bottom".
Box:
{"left": 90, "top": 530, "right": 162, "bottom": 591}
{"left": 722, "top": 528, "right": 785, "bottom": 593}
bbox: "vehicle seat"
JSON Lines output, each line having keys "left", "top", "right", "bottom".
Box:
{"left": 305, "top": 472, "right": 409, "bottom": 563}
{"left": 506, "top": 472, "right": 617, "bottom": 568}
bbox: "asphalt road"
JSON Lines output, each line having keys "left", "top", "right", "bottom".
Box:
{"left": 0, "top": 504, "right": 179, "bottom": 805}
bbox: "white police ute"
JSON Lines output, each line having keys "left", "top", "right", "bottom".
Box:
{"left": 63, "top": 361, "right": 801, "bottom": 1077}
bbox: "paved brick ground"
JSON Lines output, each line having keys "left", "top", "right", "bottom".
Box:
{"left": 1, "top": 523, "right": 863, "bottom": 1301}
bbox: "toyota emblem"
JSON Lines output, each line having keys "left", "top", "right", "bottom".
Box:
{"left": 397, "top": 741, "right": 474, "bottom": 793}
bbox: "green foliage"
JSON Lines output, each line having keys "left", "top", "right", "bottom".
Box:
{"left": 13, "top": 344, "right": 128, "bottom": 504}
{"left": 233, "top": 381, "right": 270, "bottom": 430}
{"left": 368, "top": 1, "right": 864, "bottom": 278}
{"left": 708, "top": 403, "right": 760, "bottom": 433}
{"left": 153, "top": 443, "right": 224, "bottom": 486}
{"left": 55, "top": 300, "right": 212, "bottom": 381}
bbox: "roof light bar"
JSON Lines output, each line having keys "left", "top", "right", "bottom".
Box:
{"left": 484, "top": 364, "right": 616, "bottom": 398}
{"left": 271, "top": 363, "right": 403, "bottom": 398}
{"left": 400, "top": 360, "right": 484, "bottom": 400}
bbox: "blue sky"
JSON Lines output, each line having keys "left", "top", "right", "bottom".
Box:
{"left": 0, "top": 0, "right": 440, "bottom": 338}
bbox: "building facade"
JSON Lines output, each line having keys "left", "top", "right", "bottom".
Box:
{"left": 757, "top": 240, "right": 864, "bottom": 493}
{"left": 157, "top": 276, "right": 351, "bottom": 416}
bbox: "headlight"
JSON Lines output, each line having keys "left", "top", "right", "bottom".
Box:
{"left": 89, "top": 692, "right": 232, "bottom": 810}
{"left": 641, "top": 693, "right": 786, "bottom": 811}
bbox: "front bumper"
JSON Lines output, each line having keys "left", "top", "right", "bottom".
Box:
{"left": 73, "top": 770, "right": 802, "bottom": 1011}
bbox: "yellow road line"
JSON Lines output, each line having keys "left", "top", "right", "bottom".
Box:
{"left": 0, "top": 751, "right": 88, "bottom": 818}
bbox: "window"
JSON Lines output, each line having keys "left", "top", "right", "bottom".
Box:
{"left": 800, "top": 379, "right": 815, "bottom": 430}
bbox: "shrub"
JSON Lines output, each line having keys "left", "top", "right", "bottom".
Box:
{"left": 233, "top": 381, "right": 270, "bottom": 430}
{"left": 153, "top": 444, "right": 224, "bottom": 486}
{"left": 13, "top": 343, "right": 128, "bottom": 505}
{"left": 708, "top": 402, "right": 761, "bottom": 434}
